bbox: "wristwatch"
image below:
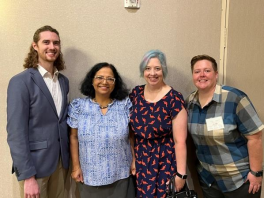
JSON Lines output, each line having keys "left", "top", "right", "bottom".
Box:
{"left": 176, "top": 171, "right": 187, "bottom": 179}
{"left": 250, "top": 170, "right": 263, "bottom": 177}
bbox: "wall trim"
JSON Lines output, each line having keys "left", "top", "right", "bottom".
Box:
{"left": 219, "top": 0, "right": 229, "bottom": 85}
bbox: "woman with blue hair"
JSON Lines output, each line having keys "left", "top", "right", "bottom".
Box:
{"left": 129, "top": 50, "right": 188, "bottom": 197}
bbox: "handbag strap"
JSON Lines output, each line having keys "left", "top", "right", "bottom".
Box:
{"left": 169, "top": 176, "right": 176, "bottom": 196}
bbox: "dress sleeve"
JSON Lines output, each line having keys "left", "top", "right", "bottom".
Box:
{"left": 129, "top": 87, "right": 137, "bottom": 103}
{"left": 170, "top": 90, "right": 185, "bottom": 119}
{"left": 236, "top": 96, "right": 264, "bottom": 135}
{"left": 67, "top": 98, "right": 82, "bottom": 129}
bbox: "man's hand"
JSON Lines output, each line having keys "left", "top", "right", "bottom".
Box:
{"left": 24, "top": 176, "right": 40, "bottom": 198}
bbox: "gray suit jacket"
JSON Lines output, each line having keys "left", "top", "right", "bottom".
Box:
{"left": 7, "top": 68, "right": 70, "bottom": 181}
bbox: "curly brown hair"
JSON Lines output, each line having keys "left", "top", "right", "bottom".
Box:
{"left": 23, "top": 25, "right": 65, "bottom": 71}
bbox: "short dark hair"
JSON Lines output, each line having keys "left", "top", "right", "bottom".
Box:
{"left": 23, "top": 25, "right": 65, "bottom": 71}
{"left": 191, "top": 54, "right": 217, "bottom": 72}
{"left": 80, "top": 62, "right": 129, "bottom": 100}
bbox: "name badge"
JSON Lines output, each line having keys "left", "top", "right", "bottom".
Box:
{"left": 206, "top": 116, "right": 224, "bottom": 131}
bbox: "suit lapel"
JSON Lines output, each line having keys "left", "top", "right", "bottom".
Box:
{"left": 58, "top": 74, "right": 66, "bottom": 120}
{"left": 29, "top": 68, "right": 58, "bottom": 117}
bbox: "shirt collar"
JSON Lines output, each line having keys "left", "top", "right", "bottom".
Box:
{"left": 189, "top": 84, "right": 222, "bottom": 105}
{"left": 37, "top": 65, "right": 59, "bottom": 78}
{"left": 212, "top": 84, "right": 222, "bottom": 103}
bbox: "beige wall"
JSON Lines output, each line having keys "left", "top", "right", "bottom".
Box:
{"left": 226, "top": 2, "right": 264, "bottom": 197}
{"left": 226, "top": 0, "right": 264, "bottom": 122}
{"left": 8, "top": 0, "right": 264, "bottom": 197}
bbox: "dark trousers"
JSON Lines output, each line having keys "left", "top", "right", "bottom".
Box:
{"left": 78, "top": 176, "right": 135, "bottom": 198}
{"left": 200, "top": 179, "right": 261, "bottom": 198}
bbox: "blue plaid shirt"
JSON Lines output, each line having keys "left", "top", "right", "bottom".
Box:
{"left": 186, "top": 84, "right": 264, "bottom": 192}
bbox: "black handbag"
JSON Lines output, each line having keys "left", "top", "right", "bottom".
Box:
{"left": 166, "top": 176, "right": 198, "bottom": 198}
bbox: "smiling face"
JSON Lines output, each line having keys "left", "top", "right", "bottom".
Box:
{"left": 144, "top": 57, "right": 164, "bottom": 86}
{"left": 32, "top": 31, "right": 60, "bottom": 66}
{"left": 93, "top": 67, "right": 115, "bottom": 98}
{"left": 192, "top": 60, "right": 218, "bottom": 92}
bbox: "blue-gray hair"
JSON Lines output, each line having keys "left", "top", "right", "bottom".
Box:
{"left": 139, "top": 50, "right": 168, "bottom": 78}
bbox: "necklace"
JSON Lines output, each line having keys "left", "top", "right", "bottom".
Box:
{"left": 99, "top": 105, "right": 108, "bottom": 109}
{"left": 94, "top": 99, "right": 112, "bottom": 109}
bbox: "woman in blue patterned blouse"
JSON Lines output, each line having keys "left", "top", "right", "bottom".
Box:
{"left": 67, "top": 62, "right": 135, "bottom": 198}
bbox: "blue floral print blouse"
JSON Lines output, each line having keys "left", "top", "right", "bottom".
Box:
{"left": 67, "top": 97, "right": 132, "bottom": 186}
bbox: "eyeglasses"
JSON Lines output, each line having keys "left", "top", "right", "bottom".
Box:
{"left": 94, "top": 76, "right": 115, "bottom": 84}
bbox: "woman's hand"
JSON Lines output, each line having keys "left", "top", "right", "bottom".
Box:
{"left": 70, "top": 128, "right": 83, "bottom": 183}
{"left": 71, "top": 167, "right": 84, "bottom": 183}
{"left": 130, "top": 158, "right": 136, "bottom": 175}
{"left": 172, "top": 108, "right": 188, "bottom": 192}
{"left": 246, "top": 172, "right": 262, "bottom": 194}
{"left": 175, "top": 176, "right": 186, "bottom": 192}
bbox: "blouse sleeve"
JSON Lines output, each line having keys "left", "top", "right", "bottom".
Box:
{"left": 170, "top": 90, "right": 185, "bottom": 119}
{"left": 125, "top": 97, "right": 133, "bottom": 118}
{"left": 67, "top": 98, "right": 82, "bottom": 129}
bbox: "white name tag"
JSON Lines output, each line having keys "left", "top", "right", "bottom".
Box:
{"left": 206, "top": 116, "right": 224, "bottom": 131}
